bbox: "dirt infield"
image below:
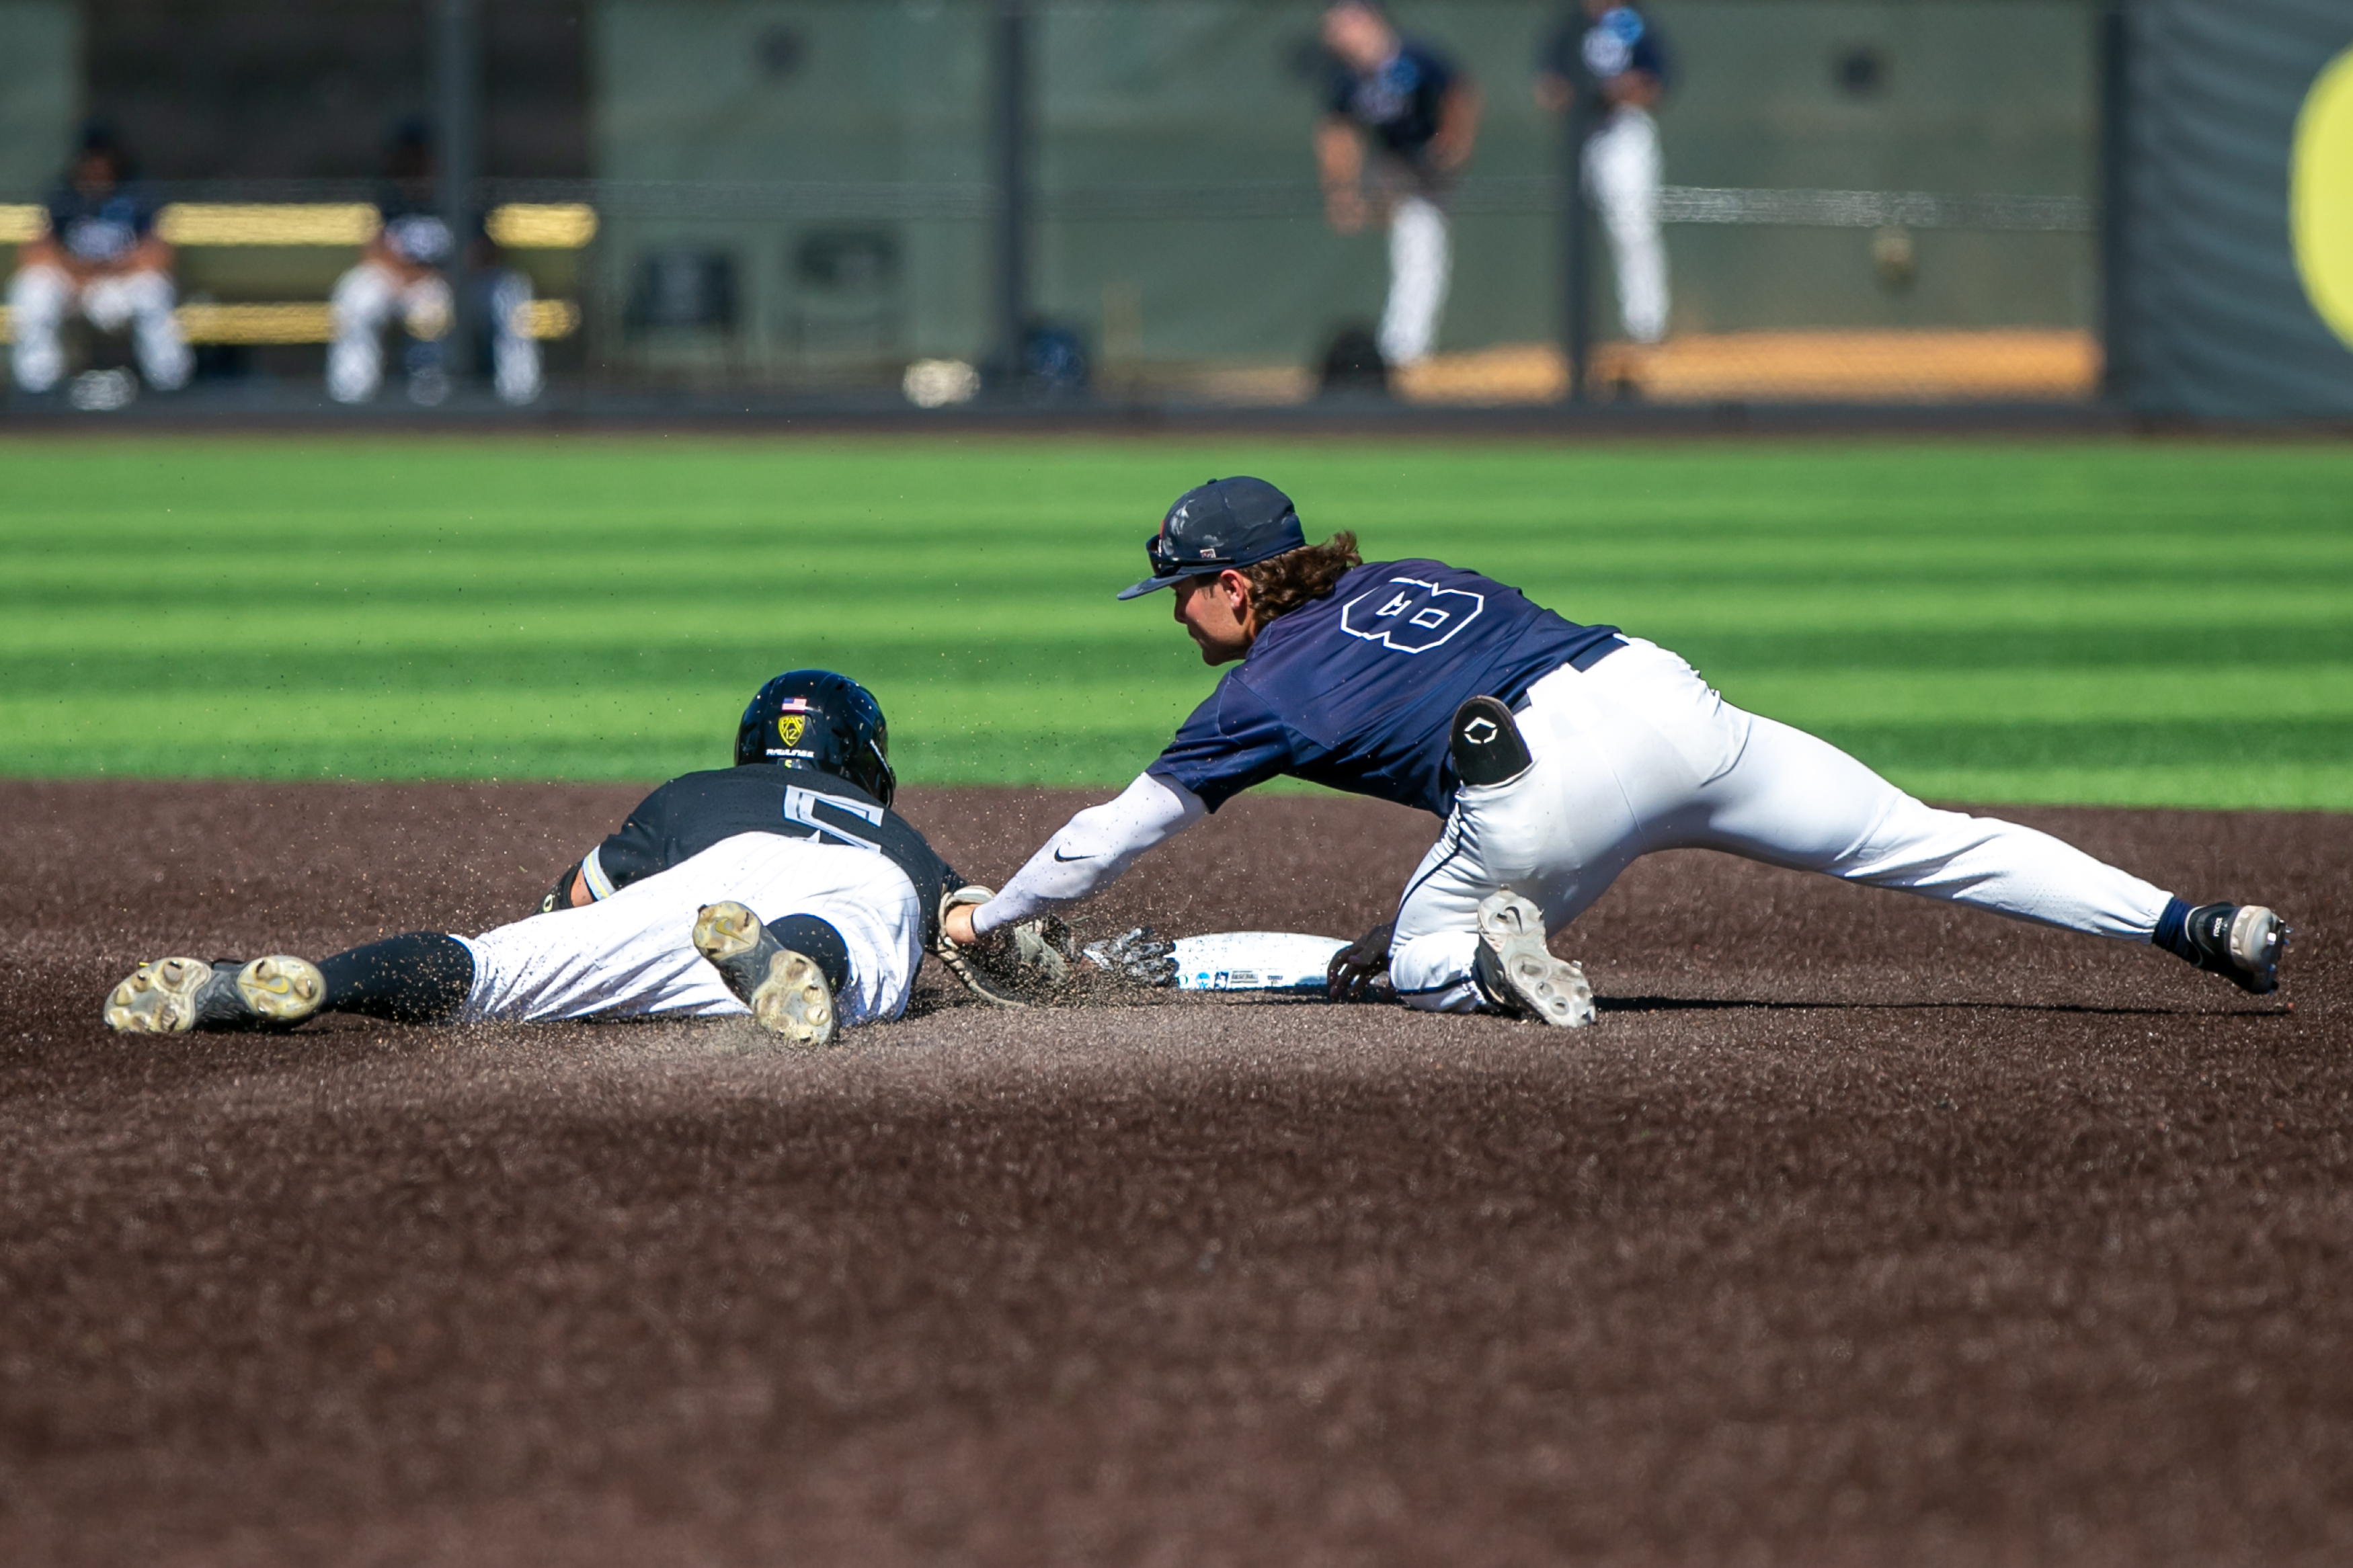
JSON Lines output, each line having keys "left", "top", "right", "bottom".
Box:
{"left": 3, "top": 780, "right": 2347, "bottom": 1566}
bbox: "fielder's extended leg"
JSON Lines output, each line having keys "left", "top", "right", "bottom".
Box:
{"left": 1695, "top": 716, "right": 2291, "bottom": 994}
{"left": 1388, "top": 641, "right": 2290, "bottom": 1011}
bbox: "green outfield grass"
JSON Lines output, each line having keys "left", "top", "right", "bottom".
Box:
{"left": 3, "top": 435, "right": 2348, "bottom": 809}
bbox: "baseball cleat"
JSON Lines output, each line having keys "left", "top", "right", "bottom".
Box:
{"left": 2180, "top": 903, "right": 2290, "bottom": 995}
{"left": 103, "top": 954, "right": 325, "bottom": 1034}
{"left": 1472, "top": 891, "right": 1595, "bottom": 1027}
{"left": 693, "top": 901, "right": 838, "bottom": 1046}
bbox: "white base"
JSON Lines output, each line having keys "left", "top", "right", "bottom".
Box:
{"left": 1170, "top": 932, "right": 1347, "bottom": 993}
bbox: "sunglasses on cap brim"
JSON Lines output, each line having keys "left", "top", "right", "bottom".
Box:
{"left": 1146, "top": 534, "right": 1240, "bottom": 579}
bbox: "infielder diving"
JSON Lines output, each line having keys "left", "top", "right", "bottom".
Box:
{"left": 106, "top": 671, "right": 968, "bottom": 1045}
{"left": 941, "top": 477, "right": 2290, "bottom": 1024}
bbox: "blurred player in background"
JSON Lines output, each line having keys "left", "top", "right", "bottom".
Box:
{"left": 1317, "top": 0, "right": 1480, "bottom": 370}
{"left": 327, "top": 120, "right": 541, "bottom": 407}
{"left": 328, "top": 122, "right": 453, "bottom": 405}
{"left": 1538, "top": 1, "right": 1671, "bottom": 344}
{"left": 7, "top": 126, "right": 192, "bottom": 396}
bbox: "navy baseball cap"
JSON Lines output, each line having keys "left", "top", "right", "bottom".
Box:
{"left": 1117, "top": 477, "right": 1307, "bottom": 600}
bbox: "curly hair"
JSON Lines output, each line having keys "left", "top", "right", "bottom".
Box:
{"left": 1239, "top": 532, "right": 1363, "bottom": 625}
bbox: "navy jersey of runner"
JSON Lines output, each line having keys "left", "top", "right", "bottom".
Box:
{"left": 45, "top": 180, "right": 157, "bottom": 265}
{"left": 1147, "top": 559, "right": 1622, "bottom": 817}
{"left": 586, "top": 768, "right": 960, "bottom": 937}
{"left": 1542, "top": 5, "right": 1669, "bottom": 103}
{"left": 1326, "top": 40, "right": 1458, "bottom": 163}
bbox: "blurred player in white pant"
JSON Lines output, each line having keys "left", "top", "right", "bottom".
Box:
{"left": 1317, "top": 1, "right": 1480, "bottom": 368}
{"left": 7, "top": 128, "right": 192, "bottom": 395}
{"left": 1539, "top": 1, "right": 1671, "bottom": 344}
{"left": 329, "top": 122, "right": 541, "bottom": 407}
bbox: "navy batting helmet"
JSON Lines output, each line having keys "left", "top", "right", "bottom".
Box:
{"left": 734, "top": 669, "right": 896, "bottom": 807}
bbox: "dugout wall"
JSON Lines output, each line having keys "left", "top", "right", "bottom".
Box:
{"left": 586, "top": 0, "right": 2104, "bottom": 402}
{"left": 0, "top": 2, "right": 77, "bottom": 198}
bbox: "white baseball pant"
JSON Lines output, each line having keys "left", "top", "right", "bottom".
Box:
{"left": 1389, "top": 640, "right": 2175, "bottom": 1010}
{"left": 454, "top": 831, "right": 925, "bottom": 1027}
{"left": 1584, "top": 106, "right": 1669, "bottom": 344}
{"left": 327, "top": 260, "right": 454, "bottom": 403}
{"left": 1380, "top": 194, "right": 1451, "bottom": 367}
{"left": 8, "top": 263, "right": 192, "bottom": 393}
{"left": 330, "top": 263, "right": 543, "bottom": 405}
{"left": 485, "top": 269, "right": 545, "bottom": 406}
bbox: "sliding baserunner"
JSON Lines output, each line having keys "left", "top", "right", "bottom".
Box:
{"left": 107, "top": 671, "right": 975, "bottom": 1046}
{"left": 941, "top": 477, "right": 2290, "bottom": 1024}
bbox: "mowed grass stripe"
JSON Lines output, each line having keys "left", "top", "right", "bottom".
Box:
{"left": 9, "top": 597, "right": 2352, "bottom": 676}
{"left": 3, "top": 436, "right": 2348, "bottom": 807}
{"left": 11, "top": 688, "right": 2339, "bottom": 786}
{"left": 11, "top": 633, "right": 2351, "bottom": 694}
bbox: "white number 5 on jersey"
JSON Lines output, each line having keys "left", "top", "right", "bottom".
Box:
{"left": 783, "top": 785, "right": 885, "bottom": 853}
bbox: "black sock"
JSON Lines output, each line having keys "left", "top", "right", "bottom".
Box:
{"left": 318, "top": 932, "right": 476, "bottom": 1024}
{"left": 766, "top": 913, "right": 851, "bottom": 995}
{"left": 2152, "top": 896, "right": 2196, "bottom": 962}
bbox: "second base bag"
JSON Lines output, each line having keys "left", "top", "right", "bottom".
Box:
{"left": 1168, "top": 932, "right": 1349, "bottom": 993}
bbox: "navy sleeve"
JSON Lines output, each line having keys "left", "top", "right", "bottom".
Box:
{"left": 1324, "top": 60, "right": 1354, "bottom": 117}
{"left": 1410, "top": 43, "right": 1458, "bottom": 98}
{"left": 1146, "top": 674, "right": 1299, "bottom": 813}
{"left": 1632, "top": 27, "right": 1667, "bottom": 87}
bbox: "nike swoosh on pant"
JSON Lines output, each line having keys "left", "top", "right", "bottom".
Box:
{"left": 1053, "top": 849, "right": 1095, "bottom": 862}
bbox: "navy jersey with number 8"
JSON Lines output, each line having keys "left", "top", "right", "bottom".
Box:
{"left": 1147, "top": 559, "right": 1620, "bottom": 817}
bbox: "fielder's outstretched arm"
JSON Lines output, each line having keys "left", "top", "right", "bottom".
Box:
{"left": 969, "top": 772, "right": 1205, "bottom": 936}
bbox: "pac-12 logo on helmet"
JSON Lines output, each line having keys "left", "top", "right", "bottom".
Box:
{"left": 733, "top": 669, "right": 896, "bottom": 807}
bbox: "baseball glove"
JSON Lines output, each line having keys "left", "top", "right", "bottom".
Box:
{"left": 1326, "top": 920, "right": 1397, "bottom": 1003}
{"left": 932, "top": 888, "right": 1178, "bottom": 1005}
{"left": 932, "top": 885, "right": 1071, "bottom": 1007}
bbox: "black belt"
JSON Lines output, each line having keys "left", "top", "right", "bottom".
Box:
{"left": 1570, "top": 634, "right": 1627, "bottom": 672}
{"left": 1509, "top": 635, "right": 1626, "bottom": 712}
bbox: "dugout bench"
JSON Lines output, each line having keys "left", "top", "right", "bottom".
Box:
{"left": 0, "top": 201, "right": 590, "bottom": 375}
